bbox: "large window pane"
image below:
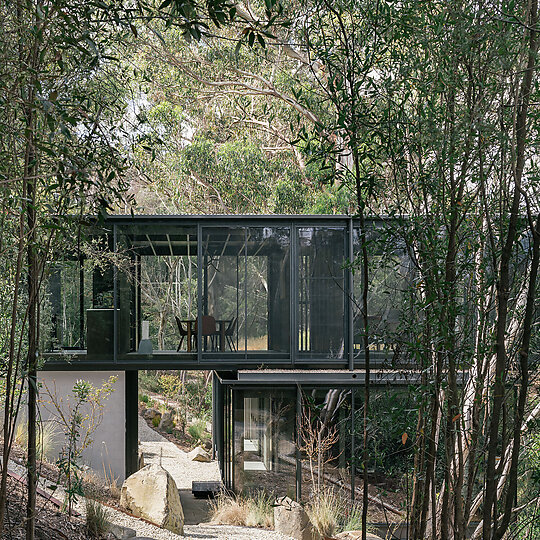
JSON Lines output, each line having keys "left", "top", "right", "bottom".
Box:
{"left": 298, "top": 227, "right": 346, "bottom": 359}
{"left": 203, "top": 226, "right": 291, "bottom": 357}
{"left": 299, "top": 387, "right": 352, "bottom": 501}
{"left": 233, "top": 388, "right": 296, "bottom": 496}
{"left": 247, "top": 227, "right": 290, "bottom": 353}
{"left": 353, "top": 228, "right": 411, "bottom": 362}
{"left": 114, "top": 223, "right": 198, "bottom": 354}
{"left": 203, "top": 227, "right": 246, "bottom": 355}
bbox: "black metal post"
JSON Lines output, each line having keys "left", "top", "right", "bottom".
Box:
{"left": 348, "top": 217, "right": 354, "bottom": 370}
{"left": 296, "top": 384, "right": 302, "bottom": 500}
{"left": 125, "top": 370, "right": 138, "bottom": 478}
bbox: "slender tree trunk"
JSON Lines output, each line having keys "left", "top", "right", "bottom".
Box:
{"left": 483, "top": 2, "right": 539, "bottom": 537}
{"left": 353, "top": 150, "right": 371, "bottom": 540}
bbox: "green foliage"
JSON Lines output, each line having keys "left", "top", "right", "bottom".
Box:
{"left": 159, "top": 374, "right": 183, "bottom": 404}
{"left": 355, "top": 388, "right": 417, "bottom": 476}
{"left": 139, "top": 372, "right": 161, "bottom": 393}
{"left": 15, "top": 420, "right": 58, "bottom": 462}
{"left": 139, "top": 393, "right": 150, "bottom": 404}
{"left": 184, "top": 377, "right": 212, "bottom": 419}
{"left": 152, "top": 416, "right": 160, "bottom": 428}
{"left": 188, "top": 420, "right": 209, "bottom": 442}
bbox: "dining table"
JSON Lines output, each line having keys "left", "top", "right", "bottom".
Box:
{"left": 179, "top": 318, "right": 230, "bottom": 352}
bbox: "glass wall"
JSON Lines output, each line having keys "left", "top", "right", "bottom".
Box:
{"left": 297, "top": 227, "right": 346, "bottom": 360}
{"left": 220, "top": 383, "right": 355, "bottom": 501}
{"left": 299, "top": 387, "right": 352, "bottom": 501}
{"left": 46, "top": 259, "right": 94, "bottom": 351}
{"left": 202, "top": 226, "right": 290, "bottom": 359}
{"left": 353, "top": 227, "right": 412, "bottom": 363}
{"left": 114, "top": 223, "right": 199, "bottom": 354}
{"left": 233, "top": 388, "right": 297, "bottom": 497}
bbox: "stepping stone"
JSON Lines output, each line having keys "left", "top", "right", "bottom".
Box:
{"left": 192, "top": 480, "right": 223, "bottom": 499}
{"left": 109, "top": 523, "right": 136, "bottom": 539}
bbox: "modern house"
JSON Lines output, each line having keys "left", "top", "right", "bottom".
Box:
{"left": 40, "top": 214, "right": 416, "bottom": 499}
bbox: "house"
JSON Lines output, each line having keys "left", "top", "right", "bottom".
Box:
{"left": 40, "top": 214, "right": 415, "bottom": 499}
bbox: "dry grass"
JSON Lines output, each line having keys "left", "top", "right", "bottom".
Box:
{"left": 82, "top": 469, "right": 121, "bottom": 505}
{"left": 306, "top": 488, "right": 344, "bottom": 538}
{"left": 210, "top": 492, "right": 274, "bottom": 529}
{"left": 15, "top": 420, "right": 58, "bottom": 462}
{"left": 210, "top": 495, "right": 247, "bottom": 526}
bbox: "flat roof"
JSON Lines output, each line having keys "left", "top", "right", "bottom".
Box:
{"left": 217, "top": 369, "right": 425, "bottom": 386}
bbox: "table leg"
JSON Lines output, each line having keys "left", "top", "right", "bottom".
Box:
{"left": 187, "top": 325, "right": 192, "bottom": 352}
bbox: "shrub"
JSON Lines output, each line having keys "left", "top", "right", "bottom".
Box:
{"left": 85, "top": 499, "right": 110, "bottom": 538}
{"left": 210, "top": 495, "right": 247, "bottom": 526}
{"left": 188, "top": 420, "right": 210, "bottom": 443}
{"left": 139, "top": 393, "right": 150, "bottom": 404}
{"left": 138, "top": 372, "right": 161, "bottom": 393}
{"left": 342, "top": 503, "right": 363, "bottom": 532}
{"left": 152, "top": 416, "right": 160, "bottom": 428}
{"left": 245, "top": 492, "right": 274, "bottom": 528}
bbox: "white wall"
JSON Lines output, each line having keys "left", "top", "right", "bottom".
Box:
{"left": 38, "top": 371, "right": 126, "bottom": 483}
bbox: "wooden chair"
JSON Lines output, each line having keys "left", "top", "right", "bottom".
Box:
{"left": 224, "top": 317, "right": 237, "bottom": 351}
{"left": 194, "top": 315, "right": 217, "bottom": 351}
{"left": 175, "top": 316, "right": 190, "bottom": 351}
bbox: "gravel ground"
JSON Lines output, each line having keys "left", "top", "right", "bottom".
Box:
{"left": 5, "top": 417, "right": 293, "bottom": 539}
{"left": 138, "top": 415, "right": 221, "bottom": 490}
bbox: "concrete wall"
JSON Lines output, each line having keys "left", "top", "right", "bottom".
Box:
{"left": 38, "top": 371, "right": 126, "bottom": 483}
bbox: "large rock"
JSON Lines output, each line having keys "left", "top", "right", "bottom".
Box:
{"left": 188, "top": 446, "right": 211, "bottom": 462}
{"left": 120, "top": 464, "right": 184, "bottom": 535}
{"left": 159, "top": 411, "right": 175, "bottom": 432}
{"left": 143, "top": 408, "right": 161, "bottom": 422}
{"left": 274, "top": 496, "right": 320, "bottom": 540}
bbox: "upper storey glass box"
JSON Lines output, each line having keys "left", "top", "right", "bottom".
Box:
{"left": 43, "top": 215, "right": 412, "bottom": 370}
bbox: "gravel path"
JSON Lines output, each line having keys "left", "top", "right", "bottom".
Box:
{"left": 138, "top": 415, "right": 221, "bottom": 490}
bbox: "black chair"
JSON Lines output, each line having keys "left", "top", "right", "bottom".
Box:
{"left": 175, "top": 316, "right": 190, "bottom": 351}
{"left": 194, "top": 315, "right": 217, "bottom": 351}
{"left": 224, "top": 317, "right": 237, "bottom": 351}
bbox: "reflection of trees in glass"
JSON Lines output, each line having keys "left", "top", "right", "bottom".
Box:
{"left": 205, "top": 227, "right": 290, "bottom": 352}
{"left": 140, "top": 255, "right": 197, "bottom": 350}
{"left": 48, "top": 260, "right": 94, "bottom": 350}
{"left": 300, "top": 388, "right": 351, "bottom": 494}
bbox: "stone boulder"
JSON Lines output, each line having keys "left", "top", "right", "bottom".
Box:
{"left": 120, "top": 464, "right": 184, "bottom": 535}
{"left": 143, "top": 408, "right": 161, "bottom": 422}
{"left": 188, "top": 446, "right": 211, "bottom": 462}
{"left": 274, "top": 496, "right": 320, "bottom": 540}
{"left": 159, "top": 411, "right": 175, "bottom": 432}
{"left": 107, "top": 523, "right": 136, "bottom": 539}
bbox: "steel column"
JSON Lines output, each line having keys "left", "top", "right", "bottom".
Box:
{"left": 125, "top": 370, "right": 138, "bottom": 478}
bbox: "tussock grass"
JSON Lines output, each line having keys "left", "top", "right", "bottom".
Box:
{"left": 210, "top": 495, "right": 247, "bottom": 526}
{"left": 15, "top": 420, "right": 58, "bottom": 462}
{"left": 306, "top": 488, "right": 344, "bottom": 538}
{"left": 85, "top": 499, "right": 110, "bottom": 538}
{"left": 210, "top": 492, "right": 274, "bottom": 528}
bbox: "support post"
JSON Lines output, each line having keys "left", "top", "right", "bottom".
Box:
{"left": 296, "top": 384, "right": 302, "bottom": 500}
{"left": 125, "top": 370, "right": 138, "bottom": 478}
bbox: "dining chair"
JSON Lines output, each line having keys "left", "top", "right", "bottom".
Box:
{"left": 194, "top": 315, "right": 217, "bottom": 351}
{"left": 224, "top": 317, "right": 237, "bottom": 351}
{"left": 175, "top": 316, "right": 190, "bottom": 352}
